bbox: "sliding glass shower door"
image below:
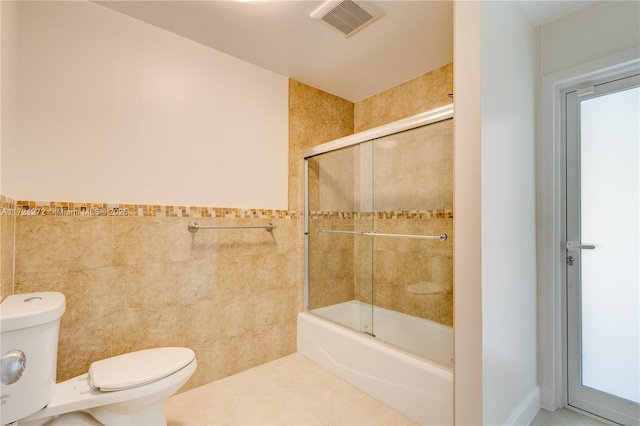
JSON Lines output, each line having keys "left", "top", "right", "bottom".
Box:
{"left": 304, "top": 112, "right": 454, "bottom": 355}
{"left": 305, "top": 142, "right": 374, "bottom": 333}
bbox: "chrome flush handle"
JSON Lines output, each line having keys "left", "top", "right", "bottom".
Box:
{"left": 1, "top": 350, "right": 27, "bottom": 385}
{"left": 566, "top": 241, "right": 596, "bottom": 252}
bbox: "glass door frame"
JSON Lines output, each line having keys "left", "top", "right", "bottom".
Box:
{"left": 563, "top": 71, "right": 640, "bottom": 425}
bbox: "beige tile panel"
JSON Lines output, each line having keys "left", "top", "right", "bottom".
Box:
{"left": 1, "top": 211, "right": 15, "bottom": 300}
{"left": 249, "top": 319, "right": 297, "bottom": 367}
{"left": 222, "top": 333, "right": 256, "bottom": 378}
{"left": 213, "top": 253, "right": 301, "bottom": 298}
{"left": 184, "top": 339, "right": 231, "bottom": 390}
{"left": 354, "top": 62, "right": 453, "bottom": 133}
{"left": 111, "top": 307, "right": 187, "bottom": 356}
{"left": 310, "top": 248, "right": 354, "bottom": 281}
{"left": 288, "top": 80, "right": 354, "bottom": 154}
{"left": 288, "top": 79, "right": 354, "bottom": 211}
{"left": 308, "top": 277, "right": 354, "bottom": 310}
{"left": 15, "top": 216, "right": 114, "bottom": 274}
{"left": 112, "top": 217, "right": 214, "bottom": 266}
{"left": 179, "top": 300, "right": 221, "bottom": 347}
{"left": 57, "top": 315, "right": 112, "bottom": 381}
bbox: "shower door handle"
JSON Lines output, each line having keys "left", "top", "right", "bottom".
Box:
{"left": 566, "top": 241, "right": 596, "bottom": 252}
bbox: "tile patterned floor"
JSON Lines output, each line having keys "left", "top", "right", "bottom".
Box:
{"left": 531, "top": 408, "right": 610, "bottom": 425}
{"left": 166, "top": 353, "right": 612, "bottom": 426}
{"left": 164, "top": 353, "right": 416, "bottom": 425}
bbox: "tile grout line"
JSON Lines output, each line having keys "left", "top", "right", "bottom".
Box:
{"left": 222, "top": 383, "right": 248, "bottom": 426}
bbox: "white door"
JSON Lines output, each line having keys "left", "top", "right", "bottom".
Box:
{"left": 565, "top": 73, "right": 640, "bottom": 425}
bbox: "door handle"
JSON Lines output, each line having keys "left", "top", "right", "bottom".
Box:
{"left": 566, "top": 241, "right": 596, "bottom": 252}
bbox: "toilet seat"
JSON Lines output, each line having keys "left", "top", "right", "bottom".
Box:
{"left": 89, "top": 347, "right": 195, "bottom": 391}
{"left": 19, "top": 347, "right": 196, "bottom": 425}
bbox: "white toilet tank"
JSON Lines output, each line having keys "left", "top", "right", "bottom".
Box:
{"left": 1, "top": 292, "right": 66, "bottom": 425}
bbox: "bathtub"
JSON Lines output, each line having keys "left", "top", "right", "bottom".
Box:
{"left": 297, "top": 301, "right": 453, "bottom": 425}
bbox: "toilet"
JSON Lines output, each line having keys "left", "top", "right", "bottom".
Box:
{"left": 0, "top": 292, "right": 197, "bottom": 426}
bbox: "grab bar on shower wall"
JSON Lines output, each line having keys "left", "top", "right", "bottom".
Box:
{"left": 315, "top": 229, "right": 447, "bottom": 241}
{"left": 188, "top": 222, "right": 276, "bottom": 233}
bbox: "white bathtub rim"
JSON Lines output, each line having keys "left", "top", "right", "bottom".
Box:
{"left": 308, "top": 301, "right": 454, "bottom": 370}
{"left": 298, "top": 310, "right": 453, "bottom": 375}
{"left": 312, "top": 300, "right": 453, "bottom": 334}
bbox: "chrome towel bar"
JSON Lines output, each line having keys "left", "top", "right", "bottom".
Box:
{"left": 316, "top": 229, "right": 447, "bottom": 241}
{"left": 188, "top": 222, "right": 276, "bottom": 233}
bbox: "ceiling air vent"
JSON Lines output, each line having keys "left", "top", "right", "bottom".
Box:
{"left": 310, "top": 0, "right": 384, "bottom": 38}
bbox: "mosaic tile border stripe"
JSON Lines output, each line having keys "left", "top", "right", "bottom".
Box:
{"left": 0, "top": 195, "right": 16, "bottom": 211}
{"left": 5, "top": 200, "right": 301, "bottom": 219}
{"left": 308, "top": 209, "right": 453, "bottom": 220}
{"left": 2, "top": 198, "right": 452, "bottom": 220}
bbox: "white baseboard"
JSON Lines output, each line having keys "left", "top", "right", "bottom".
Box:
{"left": 504, "top": 386, "right": 541, "bottom": 425}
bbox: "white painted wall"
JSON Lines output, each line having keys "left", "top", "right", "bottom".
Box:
{"left": 481, "top": 1, "right": 539, "bottom": 424}
{"left": 1, "top": 1, "right": 19, "bottom": 199}
{"left": 541, "top": 1, "right": 640, "bottom": 76}
{"left": 12, "top": 1, "right": 288, "bottom": 209}
{"left": 454, "top": 1, "right": 539, "bottom": 424}
{"left": 537, "top": 0, "right": 640, "bottom": 411}
{"left": 456, "top": 0, "right": 639, "bottom": 420}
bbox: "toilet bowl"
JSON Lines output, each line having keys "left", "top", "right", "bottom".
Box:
{"left": 0, "top": 292, "right": 197, "bottom": 426}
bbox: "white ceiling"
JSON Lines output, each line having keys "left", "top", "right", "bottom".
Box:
{"left": 95, "top": 0, "right": 597, "bottom": 103}
{"left": 95, "top": 0, "right": 453, "bottom": 102}
{"left": 519, "top": 0, "right": 597, "bottom": 26}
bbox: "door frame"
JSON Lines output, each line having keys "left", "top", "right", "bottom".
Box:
{"left": 537, "top": 48, "right": 640, "bottom": 412}
{"left": 562, "top": 72, "right": 640, "bottom": 424}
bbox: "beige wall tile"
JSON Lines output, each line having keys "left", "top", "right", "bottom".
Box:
{"left": 288, "top": 79, "right": 354, "bottom": 211}
{"left": 57, "top": 315, "right": 112, "bottom": 381}
{"left": 354, "top": 62, "right": 453, "bottom": 133}
{"left": 1, "top": 212, "right": 15, "bottom": 300}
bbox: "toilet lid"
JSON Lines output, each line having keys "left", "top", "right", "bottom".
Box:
{"left": 89, "top": 347, "right": 195, "bottom": 392}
